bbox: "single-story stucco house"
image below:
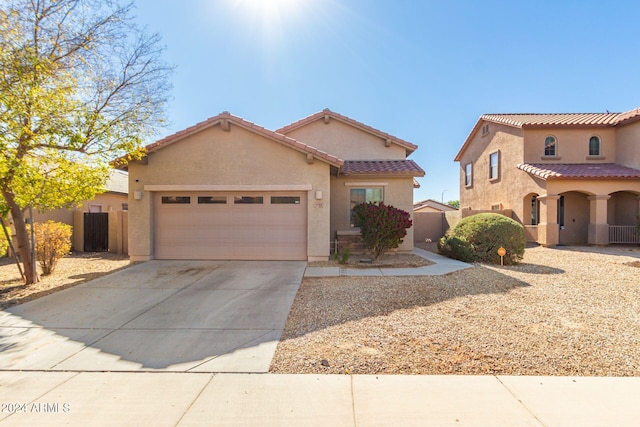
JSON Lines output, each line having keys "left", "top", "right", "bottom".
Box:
{"left": 117, "top": 109, "right": 425, "bottom": 261}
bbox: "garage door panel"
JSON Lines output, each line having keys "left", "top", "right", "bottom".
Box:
{"left": 154, "top": 192, "right": 307, "bottom": 260}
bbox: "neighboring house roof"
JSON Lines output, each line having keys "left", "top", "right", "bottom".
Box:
{"left": 116, "top": 112, "right": 344, "bottom": 169}
{"left": 341, "top": 160, "right": 425, "bottom": 177}
{"left": 413, "top": 199, "right": 458, "bottom": 211}
{"left": 277, "top": 108, "right": 419, "bottom": 155}
{"left": 105, "top": 169, "right": 129, "bottom": 194}
{"left": 480, "top": 113, "right": 622, "bottom": 127}
{"left": 517, "top": 163, "right": 640, "bottom": 180}
{"left": 456, "top": 107, "right": 640, "bottom": 161}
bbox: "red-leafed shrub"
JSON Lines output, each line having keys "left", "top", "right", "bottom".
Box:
{"left": 352, "top": 202, "right": 413, "bottom": 260}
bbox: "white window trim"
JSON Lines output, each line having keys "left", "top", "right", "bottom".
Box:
{"left": 464, "top": 163, "right": 473, "bottom": 187}
{"left": 349, "top": 187, "right": 385, "bottom": 228}
{"left": 489, "top": 151, "right": 500, "bottom": 181}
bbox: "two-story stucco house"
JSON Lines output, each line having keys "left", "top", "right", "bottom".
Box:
{"left": 455, "top": 108, "right": 640, "bottom": 246}
{"left": 118, "top": 109, "right": 424, "bottom": 261}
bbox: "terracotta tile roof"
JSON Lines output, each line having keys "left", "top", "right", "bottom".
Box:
{"left": 277, "top": 108, "right": 418, "bottom": 155}
{"left": 616, "top": 107, "right": 640, "bottom": 124}
{"left": 517, "top": 163, "right": 640, "bottom": 180}
{"left": 481, "top": 112, "right": 621, "bottom": 127}
{"left": 115, "top": 112, "right": 344, "bottom": 169}
{"left": 341, "top": 160, "right": 425, "bottom": 177}
{"left": 455, "top": 107, "right": 640, "bottom": 161}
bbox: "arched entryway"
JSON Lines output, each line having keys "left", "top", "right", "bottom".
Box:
{"left": 523, "top": 193, "right": 540, "bottom": 242}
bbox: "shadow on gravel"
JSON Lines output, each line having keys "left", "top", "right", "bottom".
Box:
{"left": 553, "top": 244, "right": 640, "bottom": 258}
{"left": 489, "top": 263, "right": 564, "bottom": 275}
{"left": 279, "top": 264, "right": 533, "bottom": 341}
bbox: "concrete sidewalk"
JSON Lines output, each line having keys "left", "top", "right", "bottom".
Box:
{"left": 0, "top": 371, "right": 638, "bottom": 426}
{"left": 305, "top": 247, "right": 472, "bottom": 277}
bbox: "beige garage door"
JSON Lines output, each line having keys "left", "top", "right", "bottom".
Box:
{"left": 154, "top": 192, "right": 307, "bottom": 260}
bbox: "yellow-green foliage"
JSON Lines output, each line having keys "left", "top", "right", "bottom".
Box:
{"left": 0, "top": 225, "right": 9, "bottom": 257}
{"left": 34, "top": 221, "right": 72, "bottom": 275}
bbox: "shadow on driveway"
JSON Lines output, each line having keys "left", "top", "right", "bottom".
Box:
{"left": 0, "top": 260, "right": 305, "bottom": 373}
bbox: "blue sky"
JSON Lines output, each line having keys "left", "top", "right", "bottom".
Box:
{"left": 133, "top": 0, "right": 640, "bottom": 203}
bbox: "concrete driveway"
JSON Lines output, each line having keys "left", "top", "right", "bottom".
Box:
{"left": 0, "top": 260, "right": 305, "bottom": 373}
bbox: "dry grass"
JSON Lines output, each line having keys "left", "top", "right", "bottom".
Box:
{"left": 0, "top": 252, "right": 130, "bottom": 309}
{"left": 271, "top": 245, "right": 640, "bottom": 376}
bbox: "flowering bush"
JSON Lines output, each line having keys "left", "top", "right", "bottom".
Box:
{"left": 352, "top": 202, "right": 413, "bottom": 259}
{"left": 34, "top": 221, "right": 72, "bottom": 275}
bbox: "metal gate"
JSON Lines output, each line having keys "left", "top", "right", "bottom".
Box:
{"left": 84, "top": 213, "right": 109, "bottom": 252}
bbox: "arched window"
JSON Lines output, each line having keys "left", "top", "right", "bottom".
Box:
{"left": 544, "top": 136, "right": 557, "bottom": 156}
{"left": 589, "top": 136, "right": 601, "bottom": 156}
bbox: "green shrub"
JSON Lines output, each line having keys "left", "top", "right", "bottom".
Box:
{"left": 34, "top": 221, "right": 73, "bottom": 275}
{"left": 438, "top": 213, "right": 525, "bottom": 265}
{"left": 333, "top": 247, "right": 351, "bottom": 265}
{"left": 352, "top": 202, "right": 412, "bottom": 260}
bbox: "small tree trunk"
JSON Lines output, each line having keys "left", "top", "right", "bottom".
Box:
{"left": 1, "top": 190, "right": 38, "bottom": 284}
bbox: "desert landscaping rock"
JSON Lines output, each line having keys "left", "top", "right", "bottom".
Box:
{"left": 0, "top": 252, "right": 130, "bottom": 309}
{"left": 271, "top": 245, "right": 640, "bottom": 376}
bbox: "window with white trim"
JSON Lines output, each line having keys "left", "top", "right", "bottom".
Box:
{"left": 464, "top": 163, "right": 472, "bottom": 187}
{"left": 350, "top": 188, "right": 383, "bottom": 227}
{"left": 489, "top": 151, "right": 499, "bottom": 180}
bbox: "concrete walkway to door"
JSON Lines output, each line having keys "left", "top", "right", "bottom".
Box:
{"left": 304, "top": 247, "right": 471, "bottom": 277}
{"left": 0, "top": 260, "right": 305, "bottom": 373}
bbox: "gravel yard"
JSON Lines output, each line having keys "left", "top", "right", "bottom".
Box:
{"left": 0, "top": 252, "right": 130, "bottom": 309}
{"left": 270, "top": 245, "right": 640, "bottom": 376}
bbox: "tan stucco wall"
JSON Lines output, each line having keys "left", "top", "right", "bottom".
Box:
{"left": 458, "top": 123, "right": 546, "bottom": 223}
{"left": 128, "top": 124, "right": 331, "bottom": 261}
{"left": 458, "top": 118, "right": 640, "bottom": 247}
{"left": 32, "top": 192, "right": 127, "bottom": 252}
{"left": 33, "top": 192, "right": 127, "bottom": 226}
{"left": 616, "top": 120, "right": 640, "bottom": 168}
{"left": 330, "top": 176, "right": 415, "bottom": 253}
{"left": 523, "top": 128, "right": 617, "bottom": 164}
{"left": 283, "top": 119, "right": 407, "bottom": 160}
{"left": 546, "top": 179, "right": 640, "bottom": 196}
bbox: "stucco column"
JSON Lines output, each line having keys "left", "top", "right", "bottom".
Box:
{"left": 588, "top": 195, "right": 610, "bottom": 245}
{"left": 537, "top": 194, "right": 560, "bottom": 247}
{"left": 128, "top": 190, "right": 153, "bottom": 262}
